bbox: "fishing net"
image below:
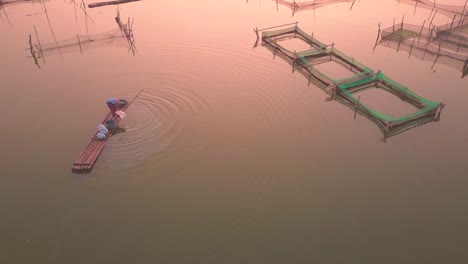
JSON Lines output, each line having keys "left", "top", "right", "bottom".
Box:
{"left": 262, "top": 25, "right": 327, "bottom": 60}
{"left": 274, "top": 0, "right": 356, "bottom": 16}
{"left": 258, "top": 24, "right": 445, "bottom": 139}
{"left": 380, "top": 22, "right": 468, "bottom": 77}
{"left": 32, "top": 26, "right": 130, "bottom": 58}
{"left": 0, "top": 0, "right": 46, "bottom": 8}
{"left": 336, "top": 71, "right": 444, "bottom": 137}
{"left": 296, "top": 46, "right": 373, "bottom": 86}
{"left": 395, "top": 0, "right": 468, "bottom": 17}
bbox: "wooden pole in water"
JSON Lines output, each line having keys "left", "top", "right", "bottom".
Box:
{"left": 414, "top": 0, "right": 418, "bottom": 14}
{"left": 397, "top": 29, "right": 404, "bottom": 52}
{"left": 29, "top": 34, "right": 40, "bottom": 68}
{"left": 448, "top": 14, "right": 457, "bottom": 36}
{"left": 431, "top": 39, "right": 442, "bottom": 69}
{"left": 457, "top": 35, "right": 463, "bottom": 52}
{"left": 409, "top": 37, "right": 416, "bottom": 58}
{"left": 417, "top": 19, "right": 425, "bottom": 44}
{"left": 373, "top": 22, "right": 381, "bottom": 51}
{"left": 354, "top": 96, "right": 360, "bottom": 119}
{"left": 77, "top": 34, "right": 83, "bottom": 54}
{"left": 427, "top": 0, "right": 436, "bottom": 20}
{"left": 429, "top": 9, "right": 437, "bottom": 35}
{"left": 350, "top": 0, "right": 357, "bottom": 10}
{"left": 292, "top": 50, "right": 296, "bottom": 73}
{"left": 33, "top": 25, "right": 45, "bottom": 64}
{"left": 253, "top": 27, "right": 259, "bottom": 49}
{"left": 400, "top": 14, "right": 405, "bottom": 30}
{"left": 310, "top": 32, "right": 314, "bottom": 49}
{"left": 460, "top": 0, "right": 468, "bottom": 26}
{"left": 422, "top": 42, "right": 428, "bottom": 59}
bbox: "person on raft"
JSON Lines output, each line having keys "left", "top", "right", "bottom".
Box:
{"left": 106, "top": 97, "right": 121, "bottom": 116}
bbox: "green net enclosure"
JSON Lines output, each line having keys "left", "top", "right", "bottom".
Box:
{"left": 273, "top": 0, "right": 355, "bottom": 16}
{"left": 336, "top": 71, "right": 445, "bottom": 138}
{"left": 296, "top": 46, "right": 373, "bottom": 86}
{"left": 257, "top": 24, "right": 445, "bottom": 139}
{"left": 262, "top": 24, "right": 327, "bottom": 60}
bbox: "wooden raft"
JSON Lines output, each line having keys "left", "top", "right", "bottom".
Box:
{"left": 72, "top": 90, "right": 142, "bottom": 173}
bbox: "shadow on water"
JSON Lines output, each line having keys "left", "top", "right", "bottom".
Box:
{"left": 111, "top": 126, "right": 127, "bottom": 136}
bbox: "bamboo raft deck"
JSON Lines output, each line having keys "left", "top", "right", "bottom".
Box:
{"left": 72, "top": 106, "right": 126, "bottom": 173}
{"left": 72, "top": 90, "right": 142, "bottom": 174}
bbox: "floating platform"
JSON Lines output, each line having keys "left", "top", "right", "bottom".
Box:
{"left": 72, "top": 90, "right": 142, "bottom": 173}
{"left": 72, "top": 106, "right": 126, "bottom": 174}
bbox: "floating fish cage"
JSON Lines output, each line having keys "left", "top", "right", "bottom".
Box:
{"left": 257, "top": 24, "right": 445, "bottom": 139}
{"left": 336, "top": 71, "right": 445, "bottom": 136}
{"left": 295, "top": 46, "right": 374, "bottom": 86}
{"left": 261, "top": 25, "right": 327, "bottom": 60}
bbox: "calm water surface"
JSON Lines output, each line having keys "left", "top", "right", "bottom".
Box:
{"left": 1, "top": 0, "right": 467, "bottom": 263}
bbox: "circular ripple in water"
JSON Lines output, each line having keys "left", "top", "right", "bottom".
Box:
{"left": 99, "top": 73, "right": 211, "bottom": 171}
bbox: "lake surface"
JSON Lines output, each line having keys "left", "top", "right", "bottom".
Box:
{"left": 1, "top": 0, "right": 467, "bottom": 263}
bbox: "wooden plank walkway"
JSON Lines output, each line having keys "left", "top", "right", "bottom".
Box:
{"left": 72, "top": 90, "right": 142, "bottom": 174}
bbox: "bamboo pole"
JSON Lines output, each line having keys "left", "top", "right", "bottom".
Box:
{"left": 42, "top": 0, "right": 62, "bottom": 59}
{"left": 258, "top": 22, "right": 298, "bottom": 31}
{"left": 77, "top": 34, "right": 82, "bottom": 54}
{"left": 460, "top": 0, "right": 468, "bottom": 26}
{"left": 354, "top": 96, "right": 360, "bottom": 119}
{"left": 33, "top": 25, "right": 45, "bottom": 64}
{"left": 28, "top": 34, "right": 40, "bottom": 68}
{"left": 373, "top": 22, "right": 381, "bottom": 51}
{"left": 409, "top": 37, "right": 416, "bottom": 58}
{"left": 457, "top": 35, "right": 463, "bottom": 52}
{"left": 417, "top": 19, "right": 425, "bottom": 45}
